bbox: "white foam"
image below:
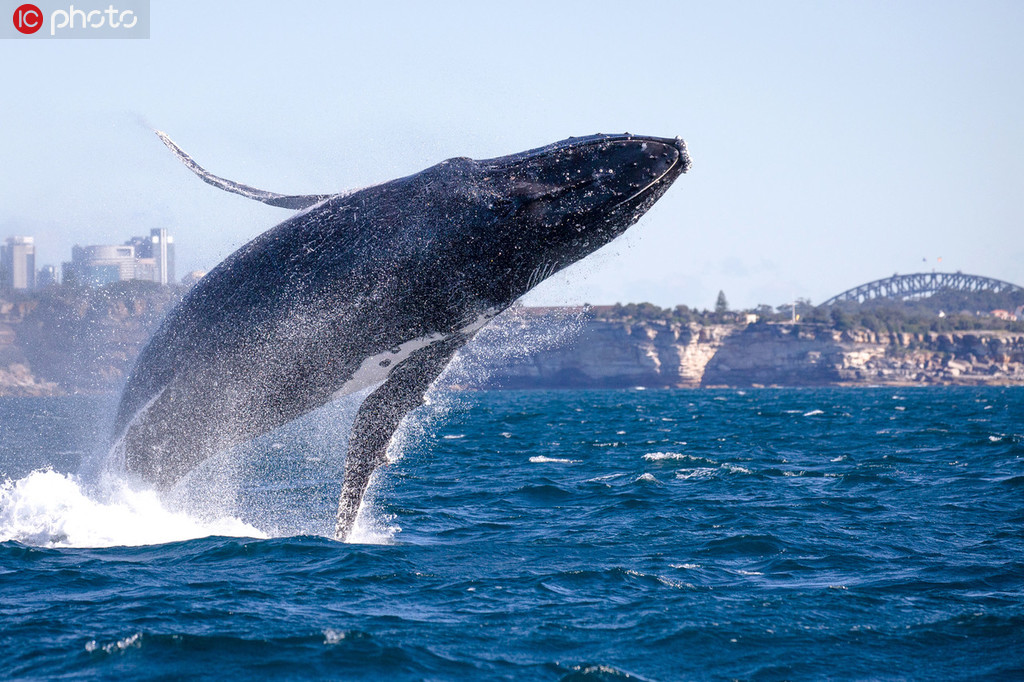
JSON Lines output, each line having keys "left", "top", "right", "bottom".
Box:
{"left": 85, "top": 633, "right": 142, "bottom": 654}
{"left": 323, "top": 629, "right": 361, "bottom": 645}
{"left": 528, "top": 456, "right": 579, "bottom": 464}
{"left": 675, "top": 468, "right": 717, "bottom": 480}
{"left": 643, "top": 451, "right": 695, "bottom": 461}
{"left": 586, "top": 473, "right": 627, "bottom": 483}
{"left": 0, "top": 469, "right": 265, "bottom": 548}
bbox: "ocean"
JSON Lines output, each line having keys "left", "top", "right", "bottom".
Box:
{"left": 1, "top": 387, "right": 1022, "bottom": 680}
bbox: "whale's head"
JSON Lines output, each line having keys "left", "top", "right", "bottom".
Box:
{"left": 416, "top": 134, "right": 690, "bottom": 302}
{"left": 486, "top": 134, "right": 689, "bottom": 232}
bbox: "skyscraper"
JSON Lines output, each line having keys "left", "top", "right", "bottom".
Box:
{"left": 123, "top": 229, "right": 175, "bottom": 285}
{"left": 1, "top": 236, "right": 36, "bottom": 290}
{"left": 150, "top": 228, "right": 175, "bottom": 285}
{"left": 36, "top": 264, "right": 58, "bottom": 287}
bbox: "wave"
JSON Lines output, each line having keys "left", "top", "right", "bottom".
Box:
{"left": 561, "top": 664, "right": 654, "bottom": 681}
{"left": 675, "top": 468, "right": 718, "bottom": 480}
{"left": 642, "top": 451, "right": 718, "bottom": 468}
{"left": 642, "top": 451, "right": 701, "bottom": 462}
{"left": 73, "top": 629, "right": 472, "bottom": 678}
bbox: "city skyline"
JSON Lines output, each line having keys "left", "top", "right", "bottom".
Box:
{"left": 0, "top": 228, "right": 177, "bottom": 289}
{"left": 3, "top": 219, "right": 1023, "bottom": 310}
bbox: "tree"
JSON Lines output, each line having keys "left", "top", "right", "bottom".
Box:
{"left": 635, "top": 302, "right": 664, "bottom": 320}
{"left": 830, "top": 307, "right": 854, "bottom": 331}
{"left": 714, "top": 290, "right": 729, "bottom": 314}
{"left": 803, "top": 305, "right": 830, "bottom": 325}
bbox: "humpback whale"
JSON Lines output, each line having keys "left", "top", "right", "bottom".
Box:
{"left": 113, "top": 131, "right": 690, "bottom": 540}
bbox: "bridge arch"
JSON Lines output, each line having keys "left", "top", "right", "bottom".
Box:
{"left": 822, "top": 272, "right": 1024, "bottom": 306}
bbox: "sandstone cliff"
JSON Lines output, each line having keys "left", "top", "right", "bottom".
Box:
{"left": 2, "top": 297, "right": 1023, "bottom": 396}
{"left": 459, "top": 313, "right": 1024, "bottom": 388}
{"left": 0, "top": 284, "right": 181, "bottom": 396}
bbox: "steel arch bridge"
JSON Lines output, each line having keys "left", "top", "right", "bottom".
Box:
{"left": 822, "top": 272, "right": 1024, "bottom": 306}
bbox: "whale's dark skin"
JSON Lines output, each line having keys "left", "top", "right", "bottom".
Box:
{"left": 112, "top": 132, "right": 690, "bottom": 540}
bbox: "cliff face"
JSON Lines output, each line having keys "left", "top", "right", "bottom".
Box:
{"left": 455, "top": 315, "right": 733, "bottom": 388}
{"left": 0, "top": 285, "right": 181, "bottom": 396}
{"left": 703, "top": 325, "right": 1024, "bottom": 386}
{"left": 2, "top": 297, "right": 1023, "bottom": 396}
{"left": 462, "top": 315, "right": 1024, "bottom": 388}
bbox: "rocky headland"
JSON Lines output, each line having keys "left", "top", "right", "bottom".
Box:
{"left": 1, "top": 289, "right": 1023, "bottom": 397}
{"left": 0, "top": 284, "right": 182, "bottom": 396}
{"left": 456, "top": 309, "right": 1024, "bottom": 389}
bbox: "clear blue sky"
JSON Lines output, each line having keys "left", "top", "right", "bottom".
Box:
{"left": 2, "top": 1, "right": 1022, "bottom": 310}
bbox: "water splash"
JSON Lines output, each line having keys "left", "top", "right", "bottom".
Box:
{"left": 0, "top": 468, "right": 264, "bottom": 548}
{"left": 347, "top": 475, "right": 401, "bottom": 545}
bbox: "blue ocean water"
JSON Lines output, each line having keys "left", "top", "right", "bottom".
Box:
{"left": 1, "top": 387, "right": 1023, "bottom": 680}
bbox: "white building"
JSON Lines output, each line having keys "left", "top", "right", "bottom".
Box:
{"left": 1, "top": 236, "right": 36, "bottom": 290}
{"left": 68, "top": 244, "right": 136, "bottom": 285}
{"left": 64, "top": 228, "right": 177, "bottom": 287}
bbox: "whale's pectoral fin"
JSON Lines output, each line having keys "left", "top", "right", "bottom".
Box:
{"left": 334, "top": 336, "right": 465, "bottom": 541}
{"left": 155, "top": 130, "right": 332, "bottom": 210}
